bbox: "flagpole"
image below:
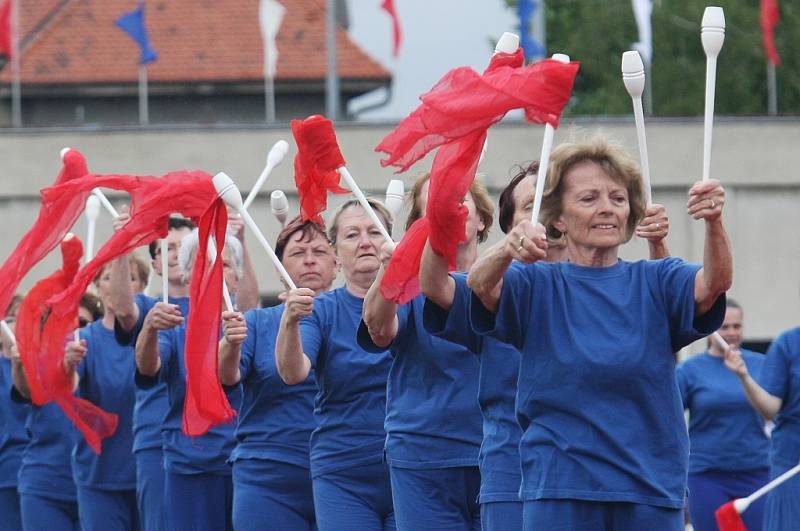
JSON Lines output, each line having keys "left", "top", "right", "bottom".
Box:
{"left": 10, "top": 0, "right": 21, "bottom": 127}
{"left": 138, "top": 63, "right": 149, "bottom": 125}
{"left": 532, "top": 0, "right": 546, "bottom": 60}
{"left": 325, "top": 0, "right": 339, "bottom": 121}
{"left": 264, "top": 48, "right": 275, "bottom": 122}
{"left": 766, "top": 61, "right": 777, "bottom": 116}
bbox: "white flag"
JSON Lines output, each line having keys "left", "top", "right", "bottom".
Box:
{"left": 259, "top": 0, "right": 286, "bottom": 78}
{"left": 631, "top": 0, "right": 653, "bottom": 66}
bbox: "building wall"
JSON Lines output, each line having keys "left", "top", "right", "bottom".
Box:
{"left": 1, "top": 117, "right": 798, "bottom": 345}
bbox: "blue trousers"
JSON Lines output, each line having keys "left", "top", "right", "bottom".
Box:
{"left": 19, "top": 493, "right": 80, "bottom": 531}
{"left": 522, "top": 499, "right": 683, "bottom": 531}
{"left": 232, "top": 458, "right": 316, "bottom": 531}
{"left": 480, "top": 501, "right": 523, "bottom": 531}
{"left": 136, "top": 448, "right": 165, "bottom": 531}
{"left": 0, "top": 487, "right": 22, "bottom": 531}
{"left": 687, "top": 468, "right": 769, "bottom": 531}
{"left": 164, "top": 470, "right": 233, "bottom": 531}
{"left": 764, "top": 463, "right": 800, "bottom": 531}
{"left": 77, "top": 486, "right": 138, "bottom": 531}
{"left": 389, "top": 465, "right": 480, "bottom": 531}
{"left": 313, "top": 461, "right": 395, "bottom": 531}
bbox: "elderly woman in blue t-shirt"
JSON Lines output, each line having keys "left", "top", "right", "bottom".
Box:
{"left": 467, "top": 137, "right": 731, "bottom": 531}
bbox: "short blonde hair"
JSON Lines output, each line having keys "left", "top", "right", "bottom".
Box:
{"left": 406, "top": 172, "right": 494, "bottom": 243}
{"left": 540, "top": 137, "right": 646, "bottom": 241}
{"left": 328, "top": 199, "right": 393, "bottom": 246}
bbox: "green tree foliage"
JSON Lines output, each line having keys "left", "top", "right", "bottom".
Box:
{"left": 504, "top": 0, "right": 798, "bottom": 116}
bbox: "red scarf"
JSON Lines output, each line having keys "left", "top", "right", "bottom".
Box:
{"left": 378, "top": 51, "right": 579, "bottom": 302}
{"left": 291, "top": 115, "right": 348, "bottom": 224}
{"left": 42, "top": 169, "right": 234, "bottom": 442}
{"left": 16, "top": 236, "right": 120, "bottom": 454}
{"left": 182, "top": 197, "right": 236, "bottom": 436}
{"left": 0, "top": 150, "right": 89, "bottom": 319}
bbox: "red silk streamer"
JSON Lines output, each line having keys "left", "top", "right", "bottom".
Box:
{"left": 378, "top": 51, "right": 579, "bottom": 302}
{"left": 760, "top": 0, "right": 781, "bottom": 66}
{"left": 0, "top": 150, "right": 89, "bottom": 319}
{"left": 40, "top": 170, "right": 233, "bottom": 442}
{"left": 16, "top": 236, "right": 120, "bottom": 454}
{"left": 291, "top": 115, "right": 348, "bottom": 224}
{"left": 182, "top": 198, "right": 236, "bottom": 437}
{"left": 714, "top": 501, "right": 747, "bottom": 531}
{"left": 381, "top": 0, "right": 402, "bottom": 57}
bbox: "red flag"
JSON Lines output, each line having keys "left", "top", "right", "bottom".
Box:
{"left": 381, "top": 0, "right": 402, "bottom": 57}
{"left": 715, "top": 501, "right": 747, "bottom": 531}
{"left": 760, "top": 0, "right": 781, "bottom": 66}
{"left": 16, "top": 235, "right": 120, "bottom": 454}
{"left": 291, "top": 115, "right": 348, "bottom": 224}
{"left": 41, "top": 169, "right": 234, "bottom": 439}
{"left": 0, "top": 0, "right": 11, "bottom": 59}
{"left": 379, "top": 51, "right": 579, "bottom": 302}
{"left": 0, "top": 150, "right": 90, "bottom": 321}
{"left": 182, "top": 198, "right": 236, "bottom": 436}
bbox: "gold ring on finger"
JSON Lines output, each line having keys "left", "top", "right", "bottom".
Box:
{"left": 656, "top": 223, "right": 661, "bottom": 230}
{"left": 710, "top": 199, "right": 716, "bottom": 209}
{"left": 517, "top": 244, "right": 524, "bottom": 253}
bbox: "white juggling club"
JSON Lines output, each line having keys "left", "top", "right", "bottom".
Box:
{"left": 206, "top": 236, "right": 235, "bottom": 312}
{"left": 213, "top": 172, "right": 297, "bottom": 290}
{"left": 60, "top": 147, "right": 119, "bottom": 218}
{"left": 0, "top": 319, "right": 16, "bottom": 347}
{"left": 478, "top": 32, "right": 519, "bottom": 171}
{"left": 701, "top": 7, "right": 725, "bottom": 181}
{"left": 622, "top": 50, "right": 653, "bottom": 205}
{"left": 161, "top": 236, "right": 169, "bottom": 304}
{"left": 84, "top": 195, "right": 101, "bottom": 263}
{"left": 531, "top": 53, "right": 571, "bottom": 223}
{"left": 270, "top": 190, "right": 290, "bottom": 227}
{"left": 710, "top": 331, "right": 729, "bottom": 351}
{"left": 732, "top": 463, "right": 800, "bottom": 515}
{"left": 243, "top": 140, "right": 290, "bottom": 210}
{"left": 384, "top": 180, "right": 404, "bottom": 238}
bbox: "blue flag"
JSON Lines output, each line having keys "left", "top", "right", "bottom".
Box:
{"left": 518, "top": 0, "right": 545, "bottom": 60}
{"left": 115, "top": 2, "right": 158, "bottom": 65}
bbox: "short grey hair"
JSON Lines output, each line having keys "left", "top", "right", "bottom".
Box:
{"left": 178, "top": 229, "right": 244, "bottom": 282}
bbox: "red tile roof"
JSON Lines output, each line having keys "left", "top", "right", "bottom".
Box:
{"left": 2, "top": 0, "right": 390, "bottom": 85}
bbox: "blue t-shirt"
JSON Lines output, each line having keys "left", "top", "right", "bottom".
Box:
{"left": 357, "top": 294, "right": 482, "bottom": 469}
{"left": 756, "top": 327, "right": 800, "bottom": 471}
{"left": 232, "top": 304, "right": 316, "bottom": 469}
{"left": 115, "top": 293, "right": 189, "bottom": 453}
{"left": 470, "top": 258, "right": 725, "bottom": 508}
{"left": 422, "top": 273, "right": 523, "bottom": 503}
{"left": 13, "top": 391, "right": 77, "bottom": 502}
{"left": 300, "top": 287, "right": 392, "bottom": 478}
{"left": 72, "top": 320, "right": 137, "bottom": 490}
{"left": 0, "top": 356, "right": 29, "bottom": 489}
{"left": 135, "top": 324, "right": 241, "bottom": 475}
{"left": 677, "top": 350, "right": 769, "bottom": 474}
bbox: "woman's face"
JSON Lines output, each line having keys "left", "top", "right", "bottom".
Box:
{"left": 281, "top": 230, "right": 336, "bottom": 294}
{"left": 511, "top": 174, "right": 536, "bottom": 228}
{"left": 334, "top": 206, "right": 385, "bottom": 277}
{"left": 553, "top": 161, "right": 630, "bottom": 252}
{"left": 95, "top": 265, "right": 144, "bottom": 308}
{"left": 718, "top": 307, "right": 744, "bottom": 350}
{"left": 418, "top": 180, "right": 485, "bottom": 244}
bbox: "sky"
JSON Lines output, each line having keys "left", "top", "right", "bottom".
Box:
{"left": 345, "top": 0, "right": 517, "bottom": 121}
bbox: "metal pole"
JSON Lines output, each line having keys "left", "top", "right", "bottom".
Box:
{"left": 138, "top": 64, "right": 149, "bottom": 125}
{"left": 264, "top": 65, "right": 275, "bottom": 123}
{"left": 325, "top": 0, "right": 339, "bottom": 120}
{"left": 767, "top": 62, "right": 777, "bottom": 116}
{"left": 10, "top": 0, "right": 21, "bottom": 127}
{"left": 532, "top": 0, "right": 546, "bottom": 60}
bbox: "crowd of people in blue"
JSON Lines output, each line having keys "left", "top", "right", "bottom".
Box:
{"left": 0, "top": 136, "right": 798, "bottom": 531}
